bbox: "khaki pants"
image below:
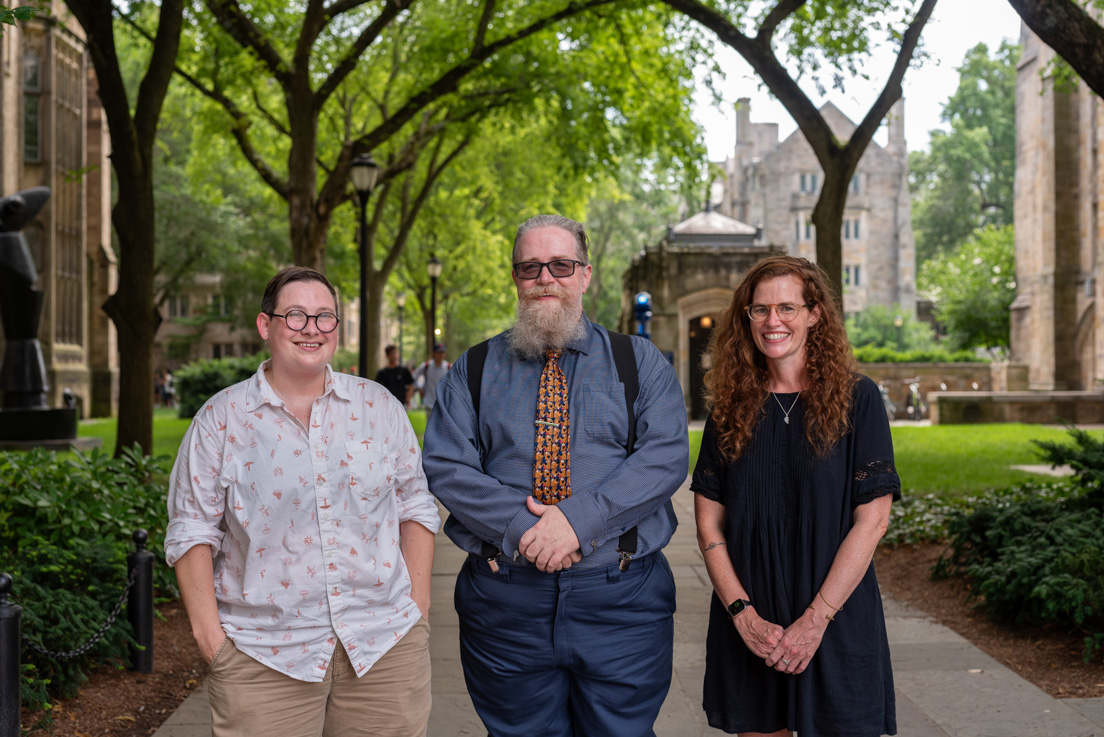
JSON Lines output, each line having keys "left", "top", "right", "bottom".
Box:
{"left": 207, "top": 618, "right": 431, "bottom": 737}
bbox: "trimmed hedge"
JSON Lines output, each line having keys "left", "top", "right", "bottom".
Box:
{"left": 175, "top": 352, "right": 267, "bottom": 418}
{"left": 853, "top": 345, "right": 983, "bottom": 364}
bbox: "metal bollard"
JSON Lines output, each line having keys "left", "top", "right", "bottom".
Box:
{"left": 0, "top": 573, "right": 21, "bottom": 737}
{"left": 127, "top": 530, "right": 154, "bottom": 674}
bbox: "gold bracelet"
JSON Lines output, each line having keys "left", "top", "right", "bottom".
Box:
{"left": 825, "top": 613, "right": 835, "bottom": 621}
{"left": 818, "top": 590, "right": 843, "bottom": 612}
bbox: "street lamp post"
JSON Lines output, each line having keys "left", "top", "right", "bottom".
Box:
{"left": 426, "top": 255, "right": 443, "bottom": 357}
{"left": 395, "top": 292, "right": 406, "bottom": 365}
{"left": 350, "top": 153, "right": 380, "bottom": 378}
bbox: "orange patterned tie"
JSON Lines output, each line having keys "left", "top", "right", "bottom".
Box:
{"left": 532, "top": 349, "right": 571, "bottom": 504}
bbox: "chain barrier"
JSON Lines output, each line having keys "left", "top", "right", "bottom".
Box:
{"left": 19, "top": 566, "right": 138, "bottom": 661}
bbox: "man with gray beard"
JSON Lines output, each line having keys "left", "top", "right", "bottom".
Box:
{"left": 423, "top": 214, "right": 688, "bottom": 736}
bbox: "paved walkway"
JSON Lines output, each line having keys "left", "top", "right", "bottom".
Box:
{"left": 153, "top": 479, "right": 1104, "bottom": 737}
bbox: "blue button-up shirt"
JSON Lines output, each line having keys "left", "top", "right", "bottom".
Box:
{"left": 423, "top": 318, "right": 688, "bottom": 570}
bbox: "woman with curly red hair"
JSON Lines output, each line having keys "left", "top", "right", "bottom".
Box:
{"left": 691, "top": 256, "right": 899, "bottom": 737}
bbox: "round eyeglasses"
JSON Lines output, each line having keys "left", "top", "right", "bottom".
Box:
{"left": 268, "top": 310, "right": 340, "bottom": 333}
{"left": 745, "top": 303, "right": 812, "bottom": 322}
{"left": 512, "top": 259, "right": 584, "bottom": 280}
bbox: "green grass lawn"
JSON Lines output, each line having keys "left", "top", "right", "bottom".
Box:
{"left": 79, "top": 411, "right": 1091, "bottom": 499}
{"left": 687, "top": 423, "right": 1093, "bottom": 498}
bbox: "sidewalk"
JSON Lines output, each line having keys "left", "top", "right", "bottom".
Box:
{"left": 153, "top": 479, "right": 1104, "bottom": 737}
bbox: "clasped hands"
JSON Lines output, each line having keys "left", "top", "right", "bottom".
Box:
{"left": 733, "top": 605, "right": 828, "bottom": 675}
{"left": 518, "top": 496, "right": 583, "bottom": 572}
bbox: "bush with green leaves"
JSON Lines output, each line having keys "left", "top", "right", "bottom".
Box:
{"left": 0, "top": 446, "right": 174, "bottom": 708}
{"left": 175, "top": 351, "right": 266, "bottom": 417}
{"left": 932, "top": 428, "right": 1104, "bottom": 661}
{"left": 846, "top": 304, "right": 937, "bottom": 352}
{"left": 852, "top": 345, "right": 983, "bottom": 363}
{"left": 1, "top": 539, "right": 137, "bottom": 712}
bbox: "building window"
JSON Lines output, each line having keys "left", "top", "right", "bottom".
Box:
{"left": 23, "top": 48, "right": 40, "bottom": 162}
{"left": 853, "top": 218, "right": 861, "bottom": 239}
{"left": 799, "top": 172, "right": 819, "bottom": 194}
{"left": 844, "top": 220, "right": 851, "bottom": 240}
{"left": 242, "top": 342, "right": 263, "bottom": 356}
{"left": 844, "top": 265, "right": 862, "bottom": 287}
{"left": 850, "top": 175, "right": 861, "bottom": 194}
{"left": 804, "top": 221, "right": 813, "bottom": 241}
{"left": 168, "top": 295, "right": 190, "bottom": 319}
{"left": 212, "top": 343, "right": 234, "bottom": 360}
{"left": 795, "top": 217, "right": 801, "bottom": 241}
{"left": 844, "top": 266, "right": 851, "bottom": 286}
{"left": 210, "top": 293, "right": 232, "bottom": 316}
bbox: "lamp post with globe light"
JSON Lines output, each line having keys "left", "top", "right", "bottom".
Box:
{"left": 426, "top": 255, "right": 443, "bottom": 357}
{"left": 395, "top": 292, "right": 406, "bottom": 364}
{"left": 349, "top": 153, "right": 380, "bottom": 377}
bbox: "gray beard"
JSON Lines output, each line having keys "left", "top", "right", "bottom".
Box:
{"left": 507, "top": 288, "right": 587, "bottom": 361}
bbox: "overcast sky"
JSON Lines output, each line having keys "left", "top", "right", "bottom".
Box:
{"left": 694, "top": 0, "right": 1023, "bottom": 161}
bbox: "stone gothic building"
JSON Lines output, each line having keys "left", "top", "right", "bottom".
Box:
{"left": 1012, "top": 26, "right": 1103, "bottom": 391}
{"left": 0, "top": 5, "right": 117, "bottom": 417}
{"left": 712, "top": 98, "right": 917, "bottom": 316}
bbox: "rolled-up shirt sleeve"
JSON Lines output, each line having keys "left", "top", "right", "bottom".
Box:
{"left": 385, "top": 394, "right": 441, "bottom": 533}
{"left": 164, "top": 411, "right": 227, "bottom": 567}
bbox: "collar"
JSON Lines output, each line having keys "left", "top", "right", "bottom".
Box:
{"left": 244, "top": 360, "right": 348, "bottom": 412}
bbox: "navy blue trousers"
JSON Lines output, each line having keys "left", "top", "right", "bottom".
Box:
{"left": 454, "top": 552, "right": 676, "bottom": 737}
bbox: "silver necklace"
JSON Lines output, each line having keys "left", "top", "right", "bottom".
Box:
{"left": 769, "top": 384, "right": 800, "bottom": 424}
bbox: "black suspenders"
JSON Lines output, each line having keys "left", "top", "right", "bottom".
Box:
{"left": 466, "top": 331, "right": 640, "bottom": 571}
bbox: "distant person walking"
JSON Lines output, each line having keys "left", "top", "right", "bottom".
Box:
{"left": 375, "top": 344, "right": 415, "bottom": 407}
{"left": 413, "top": 343, "right": 449, "bottom": 412}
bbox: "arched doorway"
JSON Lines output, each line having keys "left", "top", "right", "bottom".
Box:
{"left": 688, "top": 315, "right": 715, "bottom": 420}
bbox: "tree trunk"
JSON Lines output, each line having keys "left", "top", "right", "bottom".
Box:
{"left": 363, "top": 272, "right": 387, "bottom": 379}
{"left": 288, "top": 100, "right": 323, "bottom": 270}
{"left": 66, "top": 0, "right": 182, "bottom": 456}
{"left": 812, "top": 155, "right": 854, "bottom": 305}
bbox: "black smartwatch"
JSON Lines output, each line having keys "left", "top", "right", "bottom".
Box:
{"left": 726, "top": 598, "right": 752, "bottom": 618}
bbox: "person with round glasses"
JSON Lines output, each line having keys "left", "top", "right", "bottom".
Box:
{"left": 691, "top": 255, "right": 900, "bottom": 737}
{"left": 165, "top": 266, "right": 440, "bottom": 737}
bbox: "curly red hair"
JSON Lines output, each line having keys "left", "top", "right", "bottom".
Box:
{"left": 704, "top": 256, "right": 857, "bottom": 460}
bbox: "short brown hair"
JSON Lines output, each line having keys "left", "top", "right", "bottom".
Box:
{"left": 261, "top": 267, "right": 338, "bottom": 315}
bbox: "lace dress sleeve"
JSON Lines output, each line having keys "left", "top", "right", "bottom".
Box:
{"left": 851, "top": 378, "right": 902, "bottom": 508}
{"left": 690, "top": 415, "right": 726, "bottom": 504}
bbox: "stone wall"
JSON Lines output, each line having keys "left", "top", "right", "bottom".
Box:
{"left": 859, "top": 363, "right": 994, "bottom": 420}
{"left": 930, "top": 391, "right": 1104, "bottom": 425}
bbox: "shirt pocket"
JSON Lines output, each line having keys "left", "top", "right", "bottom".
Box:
{"left": 580, "top": 383, "right": 629, "bottom": 443}
{"left": 343, "top": 441, "right": 395, "bottom": 512}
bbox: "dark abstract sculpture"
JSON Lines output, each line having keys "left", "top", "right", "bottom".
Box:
{"left": 0, "top": 186, "right": 79, "bottom": 444}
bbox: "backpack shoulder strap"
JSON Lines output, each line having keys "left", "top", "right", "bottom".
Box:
{"left": 466, "top": 339, "right": 491, "bottom": 418}
{"left": 607, "top": 331, "right": 638, "bottom": 455}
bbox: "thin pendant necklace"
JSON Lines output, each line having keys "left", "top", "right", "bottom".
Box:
{"left": 769, "top": 384, "right": 800, "bottom": 424}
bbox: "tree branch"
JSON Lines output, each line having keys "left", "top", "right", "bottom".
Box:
{"left": 204, "top": 0, "right": 293, "bottom": 90}
{"left": 472, "top": 0, "right": 496, "bottom": 54}
{"left": 758, "top": 0, "right": 805, "bottom": 41}
{"left": 1007, "top": 0, "right": 1104, "bottom": 99}
{"left": 359, "top": 0, "right": 619, "bottom": 152}
{"left": 314, "top": 0, "right": 416, "bottom": 108}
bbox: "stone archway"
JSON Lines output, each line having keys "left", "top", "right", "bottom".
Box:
{"left": 678, "top": 288, "right": 732, "bottom": 419}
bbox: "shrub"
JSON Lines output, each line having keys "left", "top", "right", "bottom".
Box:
{"left": 1, "top": 539, "right": 137, "bottom": 710}
{"left": 853, "top": 345, "right": 983, "bottom": 363}
{"left": 932, "top": 428, "right": 1104, "bottom": 661}
{"left": 175, "top": 352, "right": 266, "bottom": 417}
{"left": 0, "top": 446, "right": 174, "bottom": 706}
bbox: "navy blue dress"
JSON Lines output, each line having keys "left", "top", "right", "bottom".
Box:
{"left": 690, "top": 375, "right": 900, "bottom": 737}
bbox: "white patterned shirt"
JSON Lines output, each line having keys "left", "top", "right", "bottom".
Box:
{"left": 165, "top": 362, "right": 440, "bottom": 682}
